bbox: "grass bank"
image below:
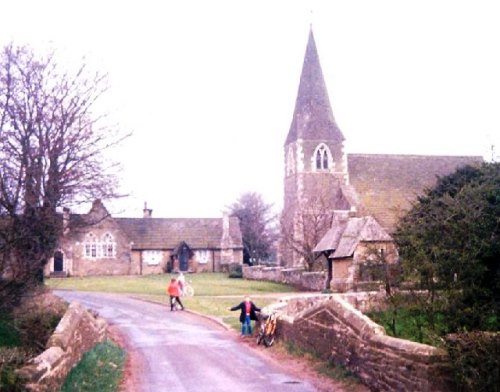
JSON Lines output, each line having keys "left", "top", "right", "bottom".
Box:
{"left": 61, "top": 340, "right": 125, "bottom": 392}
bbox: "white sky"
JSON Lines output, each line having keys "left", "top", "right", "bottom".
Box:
{"left": 1, "top": 0, "right": 499, "bottom": 218}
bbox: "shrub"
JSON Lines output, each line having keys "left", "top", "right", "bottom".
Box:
{"left": 0, "top": 347, "right": 32, "bottom": 391}
{"left": 12, "top": 291, "right": 67, "bottom": 353}
{"left": 228, "top": 264, "right": 243, "bottom": 279}
{"left": 14, "top": 310, "right": 62, "bottom": 352}
{"left": 444, "top": 331, "right": 500, "bottom": 392}
{"left": 0, "top": 317, "right": 20, "bottom": 348}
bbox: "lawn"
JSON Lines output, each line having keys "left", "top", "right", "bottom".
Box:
{"left": 46, "top": 273, "right": 296, "bottom": 331}
{"left": 46, "top": 273, "right": 292, "bottom": 296}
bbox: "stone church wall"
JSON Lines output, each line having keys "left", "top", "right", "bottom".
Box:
{"left": 17, "top": 302, "right": 107, "bottom": 392}
{"left": 273, "top": 296, "right": 452, "bottom": 392}
{"left": 243, "top": 265, "right": 326, "bottom": 291}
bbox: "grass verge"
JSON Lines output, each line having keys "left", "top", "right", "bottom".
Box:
{"left": 61, "top": 340, "right": 125, "bottom": 392}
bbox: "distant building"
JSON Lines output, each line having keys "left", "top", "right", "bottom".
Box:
{"left": 281, "top": 28, "right": 482, "bottom": 272}
{"left": 46, "top": 200, "right": 243, "bottom": 277}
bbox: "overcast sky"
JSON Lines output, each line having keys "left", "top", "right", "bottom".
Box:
{"left": 1, "top": 1, "right": 499, "bottom": 218}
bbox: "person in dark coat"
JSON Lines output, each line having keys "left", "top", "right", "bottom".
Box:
{"left": 229, "top": 295, "right": 261, "bottom": 336}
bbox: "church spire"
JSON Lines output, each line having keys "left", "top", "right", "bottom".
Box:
{"left": 285, "top": 28, "right": 344, "bottom": 145}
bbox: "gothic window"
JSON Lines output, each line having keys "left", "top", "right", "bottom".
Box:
{"left": 101, "top": 233, "right": 115, "bottom": 258}
{"left": 313, "top": 144, "right": 332, "bottom": 171}
{"left": 316, "top": 150, "right": 322, "bottom": 169}
{"left": 84, "top": 232, "right": 116, "bottom": 259}
{"left": 84, "top": 233, "right": 98, "bottom": 258}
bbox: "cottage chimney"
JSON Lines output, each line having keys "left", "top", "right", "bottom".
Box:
{"left": 143, "top": 202, "right": 152, "bottom": 218}
{"left": 220, "top": 214, "right": 234, "bottom": 264}
{"left": 221, "top": 214, "right": 233, "bottom": 247}
{"left": 63, "top": 207, "right": 70, "bottom": 235}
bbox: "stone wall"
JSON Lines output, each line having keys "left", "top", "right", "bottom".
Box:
{"left": 243, "top": 265, "right": 327, "bottom": 291}
{"left": 272, "top": 295, "right": 452, "bottom": 392}
{"left": 17, "top": 302, "right": 108, "bottom": 392}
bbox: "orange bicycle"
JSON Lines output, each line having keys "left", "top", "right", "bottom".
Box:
{"left": 256, "top": 311, "right": 277, "bottom": 347}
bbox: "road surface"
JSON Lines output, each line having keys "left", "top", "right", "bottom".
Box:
{"left": 55, "top": 291, "right": 317, "bottom": 392}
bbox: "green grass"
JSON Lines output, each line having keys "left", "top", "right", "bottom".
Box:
{"left": 61, "top": 340, "right": 125, "bottom": 392}
{"left": 0, "top": 316, "right": 20, "bottom": 348}
{"left": 46, "top": 273, "right": 293, "bottom": 296}
{"left": 367, "top": 308, "right": 449, "bottom": 346}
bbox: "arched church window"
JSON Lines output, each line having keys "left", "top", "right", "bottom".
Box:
{"left": 102, "top": 233, "right": 115, "bottom": 258}
{"left": 313, "top": 144, "right": 332, "bottom": 171}
{"left": 84, "top": 233, "right": 98, "bottom": 258}
{"left": 316, "top": 150, "right": 322, "bottom": 169}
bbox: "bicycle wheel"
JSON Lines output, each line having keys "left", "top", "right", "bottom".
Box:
{"left": 184, "top": 285, "right": 194, "bottom": 297}
{"left": 263, "top": 334, "right": 275, "bottom": 347}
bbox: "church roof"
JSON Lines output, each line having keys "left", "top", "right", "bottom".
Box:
{"left": 348, "top": 153, "right": 483, "bottom": 230}
{"left": 115, "top": 217, "right": 243, "bottom": 250}
{"left": 285, "top": 28, "right": 344, "bottom": 145}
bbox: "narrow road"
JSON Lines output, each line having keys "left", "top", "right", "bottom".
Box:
{"left": 55, "top": 291, "right": 317, "bottom": 392}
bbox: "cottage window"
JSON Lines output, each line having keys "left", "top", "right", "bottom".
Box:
{"left": 195, "top": 250, "right": 210, "bottom": 264}
{"left": 143, "top": 250, "right": 162, "bottom": 265}
{"left": 102, "top": 233, "right": 115, "bottom": 258}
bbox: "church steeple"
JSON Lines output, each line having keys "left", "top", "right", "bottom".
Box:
{"left": 286, "top": 28, "right": 344, "bottom": 145}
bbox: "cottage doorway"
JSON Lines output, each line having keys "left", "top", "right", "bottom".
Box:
{"left": 179, "top": 244, "right": 189, "bottom": 272}
{"left": 54, "top": 251, "right": 64, "bottom": 272}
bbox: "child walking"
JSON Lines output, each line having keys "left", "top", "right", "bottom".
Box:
{"left": 229, "top": 295, "right": 260, "bottom": 337}
{"left": 167, "top": 278, "right": 184, "bottom": 311}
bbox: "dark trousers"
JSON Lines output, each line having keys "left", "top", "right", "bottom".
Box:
{"left": 170, "top": 296, "right": 184, "bottom": 310}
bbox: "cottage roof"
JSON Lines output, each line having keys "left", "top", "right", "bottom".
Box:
{"left": 115, "top": 217, "right": 243, "bottom": 250}
{"left": 348, "top": 154, "right": 483, "bottom": 230}
{"left": 285, "top": 28, "right": 344, "bottom": 145}
{"left": 314, "top": 215, "right": 392, "bottom": 259}
{"left": 313, "top": 217, "right": 348, "bottom": 253}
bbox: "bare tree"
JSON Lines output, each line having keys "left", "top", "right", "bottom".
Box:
{"left": 0, "top": 43, "right": 127, "bottom": 303}
{"left": 280, "top": 189, "right": 335, "bottom": 271}
{"left": 227, "top": 192, "right": 278, "bottom": 264}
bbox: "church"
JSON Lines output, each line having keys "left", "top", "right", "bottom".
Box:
{"left": 280, "top": 28, "right": 481, "bottom": 287}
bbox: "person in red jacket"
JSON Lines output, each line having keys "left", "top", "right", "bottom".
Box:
{"left": 229, "top": 295, "right": 261, "bottom": 336}
{"left": 167, "top": 278, "right": 184, "bottom": 311}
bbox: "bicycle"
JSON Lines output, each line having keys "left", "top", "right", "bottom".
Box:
{"left": 182, "top": 280, "right": 194, "bottom": 297}
{"left": 256, "top": 311, "right": 278, "bottom": 347}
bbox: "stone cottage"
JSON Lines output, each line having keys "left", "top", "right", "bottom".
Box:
{"left": 281, "top": 28, "right": 482, "bottom": 277}
{"left": 46, "top": 200, "right": 243, "bottom": 277}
